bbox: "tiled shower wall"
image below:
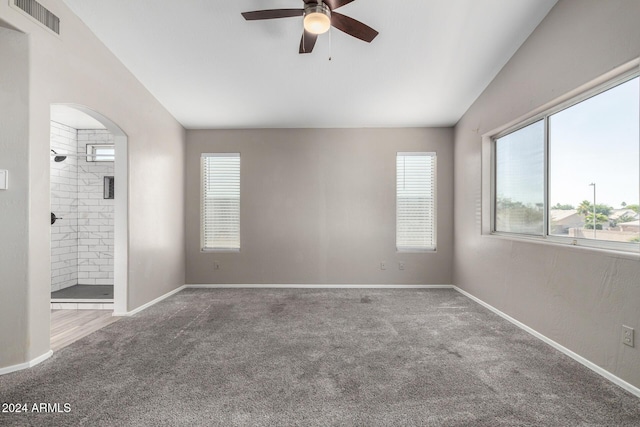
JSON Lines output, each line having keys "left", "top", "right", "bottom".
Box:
{"left": 50, "top": 125, "right": 115, "bottom": 291}
{"left": 50, "top": 122, "right": 79, "bottom": 291}
{"left": 77, "top": 130, "right": 115, "bottom": 285}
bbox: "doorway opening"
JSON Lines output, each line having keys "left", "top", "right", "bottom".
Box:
{"left": 49, "top": 104, "right": 128, "bottom": 336}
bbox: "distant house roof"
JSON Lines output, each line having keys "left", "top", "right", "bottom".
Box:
{"left": 550, "top": 209, "right": 579, "bottom": 221}
{"left": 610, "top": 209, "right": 639, "bottom": 220}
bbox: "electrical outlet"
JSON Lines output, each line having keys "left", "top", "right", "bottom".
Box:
{"left": 380, "top": 262, "right": 386, "bottom": 270}
{"left": 398, "top": 262, "right": 405, "bottom": 270}
{"left": 214, "top": 261, "right": 220, "bottom": 270}
{"left": 622, "top": 325, "right": 634, "bottom": 347}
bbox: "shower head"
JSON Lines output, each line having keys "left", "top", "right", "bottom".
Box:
{"left": 50, "top": 149, "right": 67, "bottom": 163}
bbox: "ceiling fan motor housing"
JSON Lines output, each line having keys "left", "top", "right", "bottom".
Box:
{"left": 241, "top": 0, "right": 378, "bottom": 54}
{"left": 304, "top": 3, "right": 331, "bottom": 34}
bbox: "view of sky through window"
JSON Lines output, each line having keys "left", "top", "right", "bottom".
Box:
{"left": 549, "top": 77, "right": 639, "bottom": 209}
{"left": 495, "top": 76, "right": 639, "bottom": 244}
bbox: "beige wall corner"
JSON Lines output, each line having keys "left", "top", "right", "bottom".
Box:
{"left": 453, "top": 0, "right": 640, "bottom": 388}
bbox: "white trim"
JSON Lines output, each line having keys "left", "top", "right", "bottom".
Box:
{"left": 112, "top": 285, "right": 185, "bottom": 317}
{"left": 115, "top": 284, "right": 452, "bottom": 316}
{"left": 185, "top": 284, "right": 453, "bottom": 289}
{"left": 6, "top": 284, "right": 639, "bottom": 398}
{"left": 482, "top": 58, "right": 639, "bottom": 140}
{"left": 397, "top": 152, "right": 436, "bottom": 157}
{"left": 483, "top": 232, "right": 640, "bottom": 261}
{"left": 0, "top": 350, "right": 53, "bottom": 376}
{"left": 85, "top": 143, "right": 115, "bottom": 162}
{"left": 201, "top": 152, "right": 240, "bottom": 158}
{"left": 112, "top": 284, "right": 453, "bottom": 316}
{"left": 482, "top": 62, "right": 640, "bottom": 255}
{"left": 452, "top": 286, "right": 640, "bottom": 399}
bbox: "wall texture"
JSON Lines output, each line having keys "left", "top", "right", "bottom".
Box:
{"left": 0, "top": 0, "right": 185, "bottom": 371}
{"left": 50, "top": 121, "right": 79, "bottom": 291}
{"left": 453, "top": 0, "right": 640, "bottom": 388}
{"left": 186, "top": 128, "right": 453, "bottom": 285}
{"left": 77, "top": 130, "right": 114, "bottom": 286}
{"left": 0, "top": 25, "right": 29, "bottom": 370}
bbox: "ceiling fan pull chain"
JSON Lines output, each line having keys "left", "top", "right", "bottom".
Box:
{"left": 241, "top": 0, "right": 378, "bottom": 54}
{"left": 328, "top": 26, "right": 332, "bottom": 61}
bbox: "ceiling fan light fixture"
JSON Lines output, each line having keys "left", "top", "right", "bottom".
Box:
{"left": 304, "top": 4, "right": 331, "bottom": 35}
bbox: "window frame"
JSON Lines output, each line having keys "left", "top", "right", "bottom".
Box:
{"left": 396, "top": 151, "right": 437, "bottom": 253}
{"left": 200, "top": 152, "right": 241, "bottom": 253}
{"left": 488, "top": 67, "right": 640, "bottom": 254}
{"left": 86, "top": 144, "right": 115, "bottom": 162}
{"left": 493, "top": 118, "right": 546, "bottom": 236}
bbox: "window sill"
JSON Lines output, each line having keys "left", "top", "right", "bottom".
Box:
{"left": 201, "top": 248, "right": 240, "bottom": 253}
{"left": 396, "top": 248, "right": 437, "bottom": 253}
{"left": 485, "top": 232, "right": 640, "bottom": 260}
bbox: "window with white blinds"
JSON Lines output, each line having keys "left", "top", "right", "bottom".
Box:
{"left": 396, "top": 152, "right": 436, "bottom": 251}
{"left": 201, "top": 153, "right": 240, "bottom": 251}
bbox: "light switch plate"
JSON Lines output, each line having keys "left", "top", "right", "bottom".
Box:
{"left": 0, "top": 170, "right": 7, "bottom": 190}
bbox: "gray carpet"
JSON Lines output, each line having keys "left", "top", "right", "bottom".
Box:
{"left": 1, "top": 288, "right": 639, "bottom": 426}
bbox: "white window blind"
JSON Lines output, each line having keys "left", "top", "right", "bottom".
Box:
{"left": 396, "top": 152, "right": 436, "bottom": 251}
{"left": 202, "top": 153, "right": 240, "bottom": 250}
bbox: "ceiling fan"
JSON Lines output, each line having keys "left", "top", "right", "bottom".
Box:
{"left": 241, "top": 0, "right": 379, "bottom": 54}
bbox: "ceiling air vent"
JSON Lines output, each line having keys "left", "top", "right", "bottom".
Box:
{"left": 13, "top": 0, "right": 60, "bottom": 35}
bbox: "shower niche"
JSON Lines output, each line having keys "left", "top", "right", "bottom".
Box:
{"left": 50, "top": 121, "right": 115, "bottom": 304}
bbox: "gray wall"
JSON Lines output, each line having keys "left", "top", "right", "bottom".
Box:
{"left": 0, "top": 0, "right": 185, "bottom": 370}
{"left": 453, "top": 0, "right": 640, "bottom": 388}
{"left": 0, "top": 25, "right": 30, "bottom": 369}
{"left": 187, "top": 128, "right": 453, "bottom": 285}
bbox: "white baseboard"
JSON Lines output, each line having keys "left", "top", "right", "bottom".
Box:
{"left": 0, "top": 350, "right": 53, "bottom": 376}
{"left": 452, "top": 286, "right": 640, "bottom": 399}
{"left": 112, "top": 285, "right": 185, "bottom": 317}
{"left": 16, "top": 283, "right": 635, "bottom": 398}
{"left": 111, "top": 284, "right": 452, "bottom": 316}
{"left": 185, "top": 284, "right": 454, "bottom": 289}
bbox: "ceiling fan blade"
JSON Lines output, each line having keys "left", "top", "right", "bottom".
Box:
{"left": 324, "top": 0, "right": 356, "bottom": 10}
{"left": 331, "top": 12, "right": 378, "bottom": 43}
{"left": 299, "top": 30, "right": 318, "bottom": 54}
{"left": 241, "top": 9, "right": 304, "bottom": 20}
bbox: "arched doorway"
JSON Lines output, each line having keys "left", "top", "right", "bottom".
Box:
{"left": 49, "top": 104, "right": 128, "bottom": 315}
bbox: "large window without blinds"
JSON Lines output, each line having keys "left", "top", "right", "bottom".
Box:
{"left": 396, "top": 152, "right": 436, "bottom": 251}
{"left": 201, "top": 153, "right": 240, "bottom": 251}
{"left": 492, "top": 73, "right": 639, "bottom": 252}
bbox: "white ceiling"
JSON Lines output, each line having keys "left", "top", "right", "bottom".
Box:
{"left": 61, "top": 0, "right": 557, "bottom": 129}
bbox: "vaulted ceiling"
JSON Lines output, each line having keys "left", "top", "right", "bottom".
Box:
{"left": 61, "top": 0, "right": 558, "bottom": 129}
